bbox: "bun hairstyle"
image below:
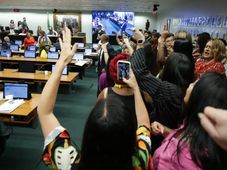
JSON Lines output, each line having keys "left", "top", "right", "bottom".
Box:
{"left": 109, "top": 52, "right": 129, "bottom": 84}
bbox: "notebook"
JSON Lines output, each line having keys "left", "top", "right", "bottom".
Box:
{"left": 3, "top": 83, "right": 31, "bottom": 99}
{"left": 48, "top": 52, "right": 59, "bottom": 59}
{"left": 0, "top": 99, "right": 25, "bottom": 113}
{"left": 24, "top": 50, "right": 36, "bottom": 58}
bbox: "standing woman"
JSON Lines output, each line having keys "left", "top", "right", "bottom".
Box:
{"left": 153, "top": 72, "right": 227, "bottom": 170}
{"left": 195, "top": 39, "right": 225, "bottom": 79}
{"left": 38, "top": 25, "right": 152, "bottom": 170}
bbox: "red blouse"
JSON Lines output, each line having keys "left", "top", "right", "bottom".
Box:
{"left": 195, "top": 58, "right": 225, "bottom": 79}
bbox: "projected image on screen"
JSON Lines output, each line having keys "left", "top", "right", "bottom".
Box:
{"left": 92, "top": 11, "right": 135, "bottom": 37}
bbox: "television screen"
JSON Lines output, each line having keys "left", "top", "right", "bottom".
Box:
{"left": 92, "top": 11, "right": 135, "bottom": 37}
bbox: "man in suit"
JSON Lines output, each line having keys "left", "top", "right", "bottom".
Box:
{"left": 96, "top": 34, "right": 115, "bottom": 95}
{"left": 93, "top": 25, "right": 105, "bottom": 43}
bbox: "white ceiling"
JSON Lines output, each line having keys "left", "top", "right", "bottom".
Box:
{"left": 0, "top": 0, "right": 227, "bottom": 16}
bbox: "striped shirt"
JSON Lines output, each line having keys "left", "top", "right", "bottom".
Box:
{"left": 130, "top": 48, "right": 183, "bottom": 129}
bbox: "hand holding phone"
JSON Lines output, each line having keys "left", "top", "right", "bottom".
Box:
{"left": 117, "top": 60, "right": 131, "bottom": 80}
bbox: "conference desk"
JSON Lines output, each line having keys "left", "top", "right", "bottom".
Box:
{"left": 0, "top": 69, "right": 79, "bottom": 84}
{"left": 8, "top": 34, "right": 86, "bottom": 44}
{"left": 0, "top": 93, "right": 40, "bottom": 124}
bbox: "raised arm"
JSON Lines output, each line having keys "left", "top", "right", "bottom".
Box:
{"left": 37, "top": 25, "right": 77, "bottom": 138}
{"left": 123, "top": 38, "right": 134, "bottom": 56}
{"left": 123, "top": 70, "right": 150, "bottom": 128}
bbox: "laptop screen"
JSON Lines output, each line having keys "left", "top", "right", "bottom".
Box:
{"left": 4, "top": 83, "right": 29, "bottom": 99}
{"left": 75, "top": 43, "right": 84, "bottom": 48}
{"left": 14, "top": 40, "right": 23, "bottom": 45}
{"left": 50, "top": 46, "right": 56, "bottom": 52}
{"left": 24, "top": 51, "right": 36, "bottom": 58}
{"left": 1, "top": 50, "right": 12, "bottom": 57}
{"left": 48, "top": 52, "right": 59, "bottom": 59}
{"left": 73, "top": 52, "right": 84, "bottom": 61}
{"left": 27, "top": 45, "right": 36, "bottom": 51}
{"left": 52, "top": 65, "right": 68, "bottom": 75}
{"left": 84, "top": 48, "right": 92, "bottom": 55}
{"left": 92, "top": 43, "right": 98, "bottom": 49}
{"left": 10, "top": 44, "right": 19, "bottom": 51}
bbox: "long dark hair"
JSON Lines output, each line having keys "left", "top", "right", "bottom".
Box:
{"left": 173, "top": 38, "right": 194, "bottom": 64}
{"left": 160, "top": 52, "right": 194, "bottom": 94}
{"left": 78, "top": 95, "right": 137, "bottom": 170}
{"left": 176, "top": 72, "right": 227, "bottom": 170}
{"left": 144, "top": 42, "right": 161, "bottom": 76}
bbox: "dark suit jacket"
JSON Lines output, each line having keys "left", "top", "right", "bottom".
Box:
{"left": 97, "top": 43, "right": 114, "bottom": 75}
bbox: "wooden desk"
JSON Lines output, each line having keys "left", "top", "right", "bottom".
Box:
{"left": 0, "top": 93, "right": 40, "bottom": 124}
{"left": 0, "top": 69, "right": 79, "bottom": 84}
{"left": 0, "top": 56, "right": 77, "bottom": 65}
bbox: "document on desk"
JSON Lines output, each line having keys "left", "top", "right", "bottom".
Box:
{"left": 0, "top": 99, "right": 25, "bottom": 113}
{"left": 75, "top": 60, "right": 88, "bottom": 66}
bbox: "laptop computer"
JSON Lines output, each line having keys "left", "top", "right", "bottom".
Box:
{"left": 84, "top": 48, "right": 92, "bottom": 55}
{"left": 24, "top": 50, "right": 36, "bottom": 58}
{"left": 1, "top": 50, "right": 12, "bottom": 57}
{"left": 72, "top": 52, "right": 84, "bottom": 61}
{"left": 3, "top": 83, "right": 31, "bottom": 99}
{"left": 75, "top": 43, "right": 84, "bottom": 48}
{"left": 14, "top": 40, "right": 23, "bottom": 45}
{"left": 10, "top": 44, "right": 19, "bottom": 51}
{"left": 27, "top": 45, "right": 36, "bottom": 51}
{"left": 49, "top": 46, "right": 56, "bottom": 52}
{"left": 48, "top": 52, "right": 59, "bottom": 59}
{"left": 18, "top": 62, "right": 36, "bottom": 73}
{"left": 92, "top": 43, "right": 98, "bottom": 49}
{"left": 52, "top": 65, "right": 68, "bottom": 75}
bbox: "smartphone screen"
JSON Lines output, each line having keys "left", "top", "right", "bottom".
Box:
{"left": 117, "top": 61, "right": 130, "bottom": 80}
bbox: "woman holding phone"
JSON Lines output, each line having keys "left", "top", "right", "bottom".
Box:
{"left": 37, "top": 25, "right": 152, "bottom": 170}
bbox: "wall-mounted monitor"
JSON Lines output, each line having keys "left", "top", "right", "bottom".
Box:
{"left": 92, "top": 11, "right": 135, "bottom": 37}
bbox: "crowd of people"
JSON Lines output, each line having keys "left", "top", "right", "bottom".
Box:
{"left": 1, "top": 16, "right": 227, "bottom": 169}
{"left": 35, "top": 20, "right": 227, "bottom": 170}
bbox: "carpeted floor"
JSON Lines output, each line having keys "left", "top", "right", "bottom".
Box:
{"left": 0, "top": 66, "right": 98, "bottom": 170}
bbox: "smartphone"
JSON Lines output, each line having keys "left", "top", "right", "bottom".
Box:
{"left": 117, "top": 60, "right": 131, "bottom": 80}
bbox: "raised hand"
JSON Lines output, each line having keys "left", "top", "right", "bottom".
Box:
{"left": 151, "top": 121, "right": 165, "bottom": 135}
{"left": 59, "top": 23, "right": 77, "bottom": 66}
{"left": 199, "top": 106, "right": 227, "bottom": 151}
